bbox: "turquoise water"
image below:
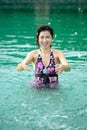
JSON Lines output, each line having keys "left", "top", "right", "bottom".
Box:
{"left": 0, "top": 9, "right": 87, "bottom": 130}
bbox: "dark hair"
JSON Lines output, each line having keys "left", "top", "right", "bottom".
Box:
{"left": 36, "top": 25, "right": 54, "bottom": 46}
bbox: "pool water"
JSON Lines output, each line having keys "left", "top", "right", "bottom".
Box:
{"left": 0, "top": 9, "right": 87, "bottom": 130}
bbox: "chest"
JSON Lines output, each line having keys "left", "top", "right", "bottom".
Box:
{"left": 41, "top": 54, "right": 51, "bottom": 67}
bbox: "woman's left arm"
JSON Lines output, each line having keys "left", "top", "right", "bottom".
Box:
{"left": 55, "top": 51, "right": 70, "bottom": 74}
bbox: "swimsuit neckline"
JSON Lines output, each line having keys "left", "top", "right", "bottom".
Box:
{"left": 39, "top": 48, "right": 52, "bottom": 68}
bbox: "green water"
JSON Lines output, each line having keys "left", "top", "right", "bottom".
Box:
{"left": 0, "top": 9, "right": 87, "bottom": 130}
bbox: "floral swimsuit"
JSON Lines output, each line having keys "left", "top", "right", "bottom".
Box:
{"left": 33, "top": 48, "right": 58, "bottom": 88}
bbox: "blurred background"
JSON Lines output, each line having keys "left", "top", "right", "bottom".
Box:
{"left": 0, "top": 0, "right": 87, "bottom": 11}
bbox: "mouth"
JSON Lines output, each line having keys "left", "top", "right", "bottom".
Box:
{"left": 43, "top": 43, "right": 49, "bottom": 46}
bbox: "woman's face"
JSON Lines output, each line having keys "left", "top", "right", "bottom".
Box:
{"left": 38, "top": 31, "right": 52, "bottom": 49}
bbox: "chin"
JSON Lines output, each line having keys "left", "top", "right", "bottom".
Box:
{"left": 43, "top": 45, "right": 50, "bottom": 48}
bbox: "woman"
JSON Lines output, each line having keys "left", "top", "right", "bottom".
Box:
{"left": 17, "top": 25, "right": 70, "bottom": 88}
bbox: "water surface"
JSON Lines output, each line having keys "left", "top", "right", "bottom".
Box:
{"left": 0, "top": 9, "right": 87, "bottom": 130}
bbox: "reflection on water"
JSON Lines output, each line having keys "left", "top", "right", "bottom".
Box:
{"left": 0, "top": 10, "right": 87, "bottom": 130}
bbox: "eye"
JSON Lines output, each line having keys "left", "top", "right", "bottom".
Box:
{"left": 41, "top": 36, "right": 44, "bottom": 39}
{"left": 40, "top": 36, "right": 44, "bottom": 39}
{"left": 46, "top": 36, "right": 50, "bottom": 38}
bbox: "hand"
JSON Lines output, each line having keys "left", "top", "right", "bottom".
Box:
{"left": 55, "top": 64, "right": 63, "bottom": 74}
{"left": 22, "top": 63, "right": 29, "bottom": 71}
{"left": 17, "top": 63, "right": 29, "bottom": 71}
{"left": 17, "top": 63, "right": 24, "bottom": 71}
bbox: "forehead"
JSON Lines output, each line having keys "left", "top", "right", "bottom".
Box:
{"left": 39, "top": 31, "right": 51, "bottom": 36}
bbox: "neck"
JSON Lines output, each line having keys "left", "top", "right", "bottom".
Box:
{"left": 40, "top": 47, "right": 51, "bottom": 54}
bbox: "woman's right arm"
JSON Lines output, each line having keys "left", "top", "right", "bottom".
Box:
{"left": 17, "top": 51, "right": 35, "bottom": 71}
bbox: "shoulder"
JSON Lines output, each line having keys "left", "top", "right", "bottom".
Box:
{"left": 53, "top": 49, "right": 66, "bottom": 60}
{"left": 53, "top": 49, "right": 64, "bottom": 55}
{"left": 27, "top": 49, "right": 39, "bottom": 56}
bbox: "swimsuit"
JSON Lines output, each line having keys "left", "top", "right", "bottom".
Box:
{"left": 33, "top": 48, "right": 58, "bottom": 88}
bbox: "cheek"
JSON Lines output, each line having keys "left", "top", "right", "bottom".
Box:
{"left": 38, "top": 39, "right": 43, "bottom": 45}
{"left": 38, "top": 38, "right": 42, "bottom": 43}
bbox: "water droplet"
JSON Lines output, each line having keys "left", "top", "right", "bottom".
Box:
{"left": 48, "top": 22, "right": 51, "bottom": 25}
{"left": 74, "top": 32, "right": 78, "bottom": 35}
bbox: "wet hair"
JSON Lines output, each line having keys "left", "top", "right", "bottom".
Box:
{"left": 36, "top": 25, "right": 54, "bottom": 47}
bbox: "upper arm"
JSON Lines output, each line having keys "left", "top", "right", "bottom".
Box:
{"left": 57, "top": 51, "right": 69, "bottom": 65}
{"left": 22, "top": 51, "right": 35, "bottom": 65}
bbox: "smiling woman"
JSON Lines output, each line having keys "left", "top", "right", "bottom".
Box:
{"left": 17, "top": 25, "right": 70, "bottom": 88}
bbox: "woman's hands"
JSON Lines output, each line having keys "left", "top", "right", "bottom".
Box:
{"left": 55, "top": 64, "right": 64, "bottom": 74}
{"left": 22, "top": 62, "right": 29, "bottom": 71}
{"left": 17, "top": 63, "right": 29, "bottom": 71}
{"left": 55, "top": 63, "right": 70, "bottom": 74}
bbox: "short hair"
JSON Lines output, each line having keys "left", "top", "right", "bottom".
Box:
{"left": 36, "top": 25, "right": 54, "bottom": 46}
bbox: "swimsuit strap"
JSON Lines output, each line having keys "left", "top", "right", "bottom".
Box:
{"left": 38, "top": 48, "right": 55, "bottom": 67}
{"left": 37, "top": 48, "right": 53, "bottom": 63}
{"left": 48, "top": 49, "right": 56, "bottom": 68}
{"left": 39, "top": 48, "right": 53, "bottom": 59}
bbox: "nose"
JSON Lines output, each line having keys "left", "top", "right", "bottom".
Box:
{"left": 43, "top": 37, "right": 47, "bottom": 42}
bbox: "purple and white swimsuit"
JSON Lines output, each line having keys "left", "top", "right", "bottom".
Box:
{"left": 33, "top": 49, "right": 58, "bottom": 88}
